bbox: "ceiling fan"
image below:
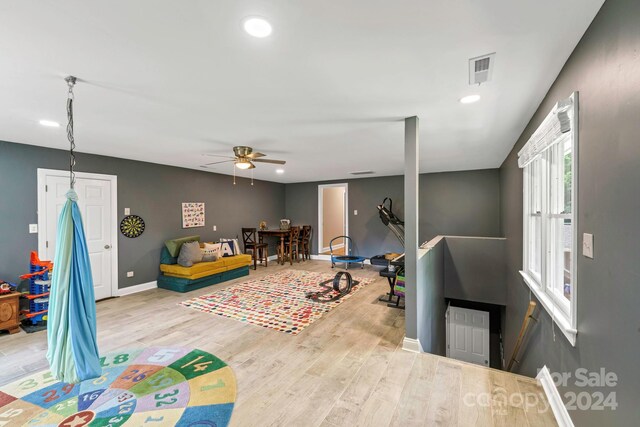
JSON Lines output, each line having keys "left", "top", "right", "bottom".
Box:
{"left": 202, "top": 146, "right": 286, "bottom": 170}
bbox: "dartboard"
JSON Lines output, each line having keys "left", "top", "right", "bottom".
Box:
{"left": 120, "top": 215, "right": 145, "bottom": 238}
{"left": 0, "top": 347, "right": 236, "bottom": 426}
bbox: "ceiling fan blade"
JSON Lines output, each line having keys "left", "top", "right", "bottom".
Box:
{"left": 248, "top": 162, "right": 256, "bottom": 169}
{"left": 202, "top": 160, "right": 235, "bottom": 166}
{"left": 253, "top": 158, "right": 286, "bottom": 165}
{"left": 204, "top": 154, "right": 236, "bottom": 159}
{"left": 247, "top": 152, "right": 266, "bottom": 159}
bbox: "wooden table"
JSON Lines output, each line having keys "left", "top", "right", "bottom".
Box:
{"left": 258, "top": 229, "right": 290, "bottom": 265}
{"left": 0, "top": 292, "right": 21, "bottom": 334}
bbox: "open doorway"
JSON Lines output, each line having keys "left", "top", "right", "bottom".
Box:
{"left": 318, "top": 183, "right": 348, "bottom": 256}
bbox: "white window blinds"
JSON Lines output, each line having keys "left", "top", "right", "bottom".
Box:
{"left": 518, "top": 93, "right": 576, "bottom": 168}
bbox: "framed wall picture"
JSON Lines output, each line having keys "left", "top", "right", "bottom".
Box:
{"left": 182, "top": 202, "right": 205, "bottom": 228}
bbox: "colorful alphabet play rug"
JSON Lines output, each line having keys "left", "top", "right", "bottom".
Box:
{"left": 0, "top": 347, "right": 236, "bottom": 426}
{"left": 180, "top": 270, "right": 373, "bottom": 335}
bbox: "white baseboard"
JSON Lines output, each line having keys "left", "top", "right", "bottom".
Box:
{"left": 402, "top": 336, "right": 423, "bottom": 353}
{"left": 116, "top": 280, "right": 157, "bottom": 297}
{"left": 536, "top": 366, "right": 574, "bottom": 427}
{"left": 321, "top": 243, "right": 344, "bottom": 253}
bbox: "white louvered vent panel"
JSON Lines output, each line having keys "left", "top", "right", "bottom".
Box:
{"left": 469, "top": 53, "right": 495, "bottom": 85}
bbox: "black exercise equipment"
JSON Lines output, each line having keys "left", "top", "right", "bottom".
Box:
{"left": 371, "top": 254, "right": 405, "bottom": 309}
{"left": 306, "top": 271, "right": 358, "bottom": 303}
{"left": 377, "top": 198, "right": 405, "bottom": 246}
{"left": 372, "top": 197, "right": 406, "bottom": 308}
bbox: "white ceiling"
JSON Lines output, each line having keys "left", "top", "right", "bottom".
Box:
{"left": 0, "top": 0, "right": 604, "bottom": 183}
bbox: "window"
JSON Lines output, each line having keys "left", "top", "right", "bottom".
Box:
{"left": 519, "top": 92, "right": 578, "bottom": 346}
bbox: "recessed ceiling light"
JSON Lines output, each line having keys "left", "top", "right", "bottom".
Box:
{"left": 243, "top": 17, "right": 272, "bottom": 38}
{"left": 276, "top": 169, "right": 284, "bottom": 174}
{"left": 460, "top": 95, "right": 481, "bottom": 104}
{"left": 39, "top": 120, "right": 60, "bottom": 127}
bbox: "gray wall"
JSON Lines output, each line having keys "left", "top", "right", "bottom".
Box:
{"left": 0, "top": 140, "right": 285, "bottom": 289}
{"left": 443, "top": 237, "right": 506, "bottom": 306}
{"left": 284, "top": 169, "right": 501, "bottom": 258}
{"left": 417, "top": 239, "right": 446, "bottom": 356}
{"left": 285, "top": 176, "right": 405, "bottom": 258}
{"left": 499, "top": 0, "right": 640, "bottom": 425}
{"left": 419, "top": 169, "right": 501, "bottom": 241}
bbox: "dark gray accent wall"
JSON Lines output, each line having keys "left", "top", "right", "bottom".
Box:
{"left": 419, "top": 170, "right": 501, "bottom": 241}
{"left": 499, "top": 0, "right": 639, "bottom": 425}
{"left": 417, "top": 238, "right": 446, "bottom": 356}
{"left": 444, "top": 237, "right": 506, "bottom": 306}
{"left": 284, "top": 169, "right": 501, "bottom": 258}
{"left": 285, "top": 176, "right": 405, "bottom": 258}
{"left": 0, "top": 140, "right": 285, "bottom": 289}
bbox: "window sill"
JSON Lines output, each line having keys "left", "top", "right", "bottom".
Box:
{"left": 519, "top": 271, "right": 577, "bottom": 346}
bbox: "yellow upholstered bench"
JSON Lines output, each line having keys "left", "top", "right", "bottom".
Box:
{"left": 157, "top": 236, "right": 252, "bottom": 292}
{"left": 160, "top": 254, "right": 252, "bottom": 280}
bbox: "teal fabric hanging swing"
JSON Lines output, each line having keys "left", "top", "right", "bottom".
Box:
{"left": 46, "top": 76, "right": 101, "bottom": 383}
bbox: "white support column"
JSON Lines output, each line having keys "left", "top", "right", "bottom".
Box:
{"left": 404, "top": 116, "right": 419, "bottom": 342}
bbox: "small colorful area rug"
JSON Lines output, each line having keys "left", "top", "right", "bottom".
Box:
{"left": 0, "top": 346, "right": 236, "bottom": 426}
{"left": 180, "top": 270, "right": 373, "bottom": 335}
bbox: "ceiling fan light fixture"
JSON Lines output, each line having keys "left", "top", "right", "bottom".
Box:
{"left": 235, "top": 160, "right": 252, "bottom": 170}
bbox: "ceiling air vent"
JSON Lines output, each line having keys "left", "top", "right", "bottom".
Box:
{"left": 469, "top": 53, "right": 495, "bottom": 85}
{"left": 350, "top": 170, "right": 375, "bottom": 176}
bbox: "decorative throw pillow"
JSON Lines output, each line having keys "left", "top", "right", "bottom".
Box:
{"left": 177, "top": 241, "right": 204, "bottom": 267}
{"left": 219, "top": 241, "right": 236, "bottom": 257}
{"left": 164, "top": 235, "right": 200, "bottom": 257}
{"left": 202, "top": 243, "right": 220, "bottom": 262}
{"left": 219, "top": 238, "right": 241, "bottom": 254}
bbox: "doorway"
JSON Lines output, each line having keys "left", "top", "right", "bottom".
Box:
{"left": 37, "top": 169, "right": 118, "bottom": 300}
{"left": 318, "top": 183, "right": 348, "bottom": 256}
{"left": 446, "top": 305, "right": 490, "bottom": 367}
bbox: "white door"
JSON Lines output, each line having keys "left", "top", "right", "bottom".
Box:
{"left": 42, "top": 174, "right": 114, "bottom": 300}
{"left": 447, "top": 306, "right": 490, "bottom": 367}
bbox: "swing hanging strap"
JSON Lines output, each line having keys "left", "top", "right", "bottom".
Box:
{"left": 65, "top": 76, "right": 77, "bottom": 190}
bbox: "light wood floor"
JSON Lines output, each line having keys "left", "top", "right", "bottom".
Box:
{"left": 0, "top": 261, "right": 557, "bottom": 427}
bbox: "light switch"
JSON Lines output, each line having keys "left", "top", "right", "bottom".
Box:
{"left": 213, "top": 225, "right": 217, "bottom": 231}
{"left": 29, "top": 224, "right": 38, "bottom": 233}
{"left": 583, "top": 233, "right": 594, "bottom": 259}
{"left": 124, "top": 208, "right": 131, "bottom": 215}
{"left": 354, "top": 210, "right": 358, "bottom": 216}
{"left": 127, "top": 271, "right": 134, "bottom": 278}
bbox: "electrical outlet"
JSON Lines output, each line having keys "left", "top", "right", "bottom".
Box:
{"left": 213, "top": 225, "right": 217, "bottom": 231}
{"left": 124, "top": 208, "right": 131, "bottom": 215}
{"left": 126, "top": 271, "right": 134, "bottom": 278}
{"left": 583, "top": 233, "right": 594, "bottom": 258}
{"left": 29, "top": 224, "right": 38, "bottom": 233}
{"left": 354, "top": 210, "right": 358, "bottom": 216}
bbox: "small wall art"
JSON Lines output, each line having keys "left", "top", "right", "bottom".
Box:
{"left": 182, "top": 202, "right": 205, "bottom": 228}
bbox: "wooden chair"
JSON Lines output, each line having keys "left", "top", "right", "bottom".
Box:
{"left": 300, "top": 225, "right": 312, "bottom": 261}
{"left": 279, "top": 226, "right": 301, "bottom": 265}
{"left": 242, "top": 228, "right": 268, "bottom": 270}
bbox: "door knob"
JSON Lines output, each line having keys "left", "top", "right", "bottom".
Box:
{"left": 104, "top": 245, "right": 111, "bottom": 249}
